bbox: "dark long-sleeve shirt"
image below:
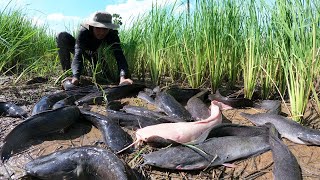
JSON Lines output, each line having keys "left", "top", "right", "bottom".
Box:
{"left": 71, "top": 25, "right": 129, "bottom": 79}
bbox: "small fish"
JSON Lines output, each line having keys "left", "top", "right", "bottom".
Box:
{"left": 0, "top": 102, "right": 28, "bottom": 118}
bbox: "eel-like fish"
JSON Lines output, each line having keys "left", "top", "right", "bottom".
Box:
{"left": 31, "top": 92, "right": 70, "bottom": 115}
{"left": 0, "top": 102, "right": 28, "bottom": 118}
{"left": 266, "top": 123, "right": 302, "bottom": 180}
{"left": 208, "top": 89, "right": 253, "bottom": 108}
{"left": 207, "top": 123, "right": 269, "bottom": 138}
{"left": 137, "top": 91, "right": 156, "bottom": 104}
{"left": 143, "top": 135, "right": 270, "bottom": 170}
{"left": 76, "top": 83, "right": 146, "bottom": 105}
{"left": 80, "top": 109, "right": 133, "bottom": 153}
{"left": 1, "top": 106, "right": 80, "bottom": 162}
{"left": 241, "top": 112, "right": 320, "bottom": 145}
{"left": 186, "top": 90, "right": 210, "bottom": 120}
{"left": 254, "top": 100, "right": 281, "bottom": 114}
{"left": 154, "top": 91, "right": 193, "bottom": 121}
{"left": 25, "top": 146, "right": 139, "bottom": 180}
{"left": 106, "top": 110, "right": 163, "bottom": 129}
{"left": 123, "top": 105, "right": 184, "bottom": 123}
{"left": 52, "top": 94, "right": 86, "bottom": 109}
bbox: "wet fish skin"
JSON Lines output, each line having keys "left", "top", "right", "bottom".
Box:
{"left": 25, "top": 146, "right": 138, "bottom": 180}
{"left": 241, "top": 112, "right": 320, "bottom": 145}
{"left": 1, "top": 106, "right": 80, "bottom": 162}
{"left": 106, "top": 109, "right": 163, "bottom": 129}
{"left": 137, "top": 91, "right": 156, "bottom": 104}
{"left": 155, "top": 91, "right": 193, "bottom": 121}
{"left": 52, "top": 94, "right": 86, "bottom": 109}
{"left": 208, "top": 89, "right": 253, "bottom": 108}
{"left": 165, "top": 87, "right": 202, "bottom": 104}
{"left": 76, "top": 83, "right": 146, "bottom": 105}
{"left": 0, "top": 102, "right": 28, "bottom": 118}
{"left": 207, "top": 123, "right": 268, "bottom": 138}
{"left": 31, "top": 92, "right": 69, "bottom": 115}
{"left": 266, "top": 123, "right": 302, "bottom": 180}
{"left": 143, "top": 135, "right": 270, "bottom": 170}
{"left": 80, "top": 109, "right": 133, "bottom": 153}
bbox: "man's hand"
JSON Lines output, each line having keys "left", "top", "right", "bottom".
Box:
{"left": 71, "top": 77, "right": 79, "bottom": 85}
{"left": 119, "top": 76, "right": 133, "bottom": 85}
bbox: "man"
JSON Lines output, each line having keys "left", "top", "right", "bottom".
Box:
{"left": 56, "top": 11, "right": 133, "bottom": 85}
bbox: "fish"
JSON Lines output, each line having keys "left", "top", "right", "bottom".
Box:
{"left": 123, "top": 105, "right": 184, "bottom": 123}
{"left": 31, "top": 92, "right": 70, "bottom": 115}
{"left": 186, "top": 90, "right": 211, "bottom": 120}
{"left": 106, "top": 109, "right": 163, "bottom": 129}
{"left": 137, "top": 91, "right": 156, "bottom": 104}
{"left": 253, "top": 100, "right": 281, "bottom": 114}
{"left": 266, "top": 123, "right": 302, "bottom": 180}
{"left": 62, "top": 78, "right": 77, "bottom": 90}
{"left": 165, "top": 86, "right": 202, "bottom": 104}
{"left": 76, "top": 83, "right": 146, "bottom": 105}
{"left": 80, "top": 109, "right": 133, "bottom": 153}
{"left": 117, "top": 101, "right": 223, "bottom": 153}
{"left": 143, "top": 135, "right": 270, "bottom": 170}
{"left": 1, "top": 106, "right": 80, "bottom": 162}
{"left": 154, "top": 91, "right": 193, "bottom": 121}
{"left": 240, "top": 112, "right": 320, "bottom": 145}
{"left": 208, "top": 89, "right": 253, "bottom": 108}
{"left": 207, "top": 123, "right": 269, "bottom": 138}
{"left": 25, "top": 146, "right": 139, "bottom": 180}
{"left": 52, "top": 94, "right": 86, "bottom": 109}
{"left": 0, "top": 101, "right": 28, "bottom": 118}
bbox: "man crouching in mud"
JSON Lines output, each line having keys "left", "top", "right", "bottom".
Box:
{"left": 56, "top": 11, "right": 133, "bottom": 86}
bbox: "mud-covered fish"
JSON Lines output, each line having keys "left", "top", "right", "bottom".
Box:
{"left": 241, "top": 112, "right": 320, "bottom": 145}
{"left": 76, "top": 83, "right": 146, "bottom": 105}
{"left": 0, "top": 102, "right": 28, "bottom": 118}
{"left": 25, "top": 146, "right": 139, "bottom": 180}
{"left": 208, "top": 89, "right": 253, "bottom": 108}
{"left": 1, "top": 106, "right": 80, "bottom": 162}
{"left": 143, "top": 135, "right": 270, "bottom": 170}
{"left": 266, "top": 123, "right": 302, "bottom": 180}
{"left": 154, "top": 91, "right": 193, "bottom": 121}
{"left": 80, "top": 109, "right": 133, "bottom": 153}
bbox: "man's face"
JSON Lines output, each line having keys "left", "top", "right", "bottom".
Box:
{"left": 93, "top": 27, "right": 109, "bottom": 40}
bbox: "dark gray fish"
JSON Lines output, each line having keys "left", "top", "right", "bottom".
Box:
{"left": 25, "top": 146, "right": 139, "bottom": 180}
{"left": 143, "top": 135, "right": 270, "bottom": 170}
{"left": 266, "top": 123, "right": 302, "bottom": 180}
{"left": 241, "top": 112, "right": 320, "bottom": 145}
{"left": 62, "top": 79, "right": 77, "bottom": 90}
{"left": 80, "top": 109, "right": 133, "bottom": 153}
{"left": 155, "top": 91, "right": 193, "bottom": 121}
{"left": 186, "top": 90, "right": 210, "bottom": 120}
{"left": 76, "top": 83, "right": 146, "bottom": 105}
{"left": 254, "top": 100, "right": 281, "bottom": 114}
{"left": 165, "top": 87, "right": 202, "bottom": 103}
{"left": 31, "top": 92, "right": 69, "bottom": 115}
{"left": 0, "top": 102, "right": 28, "bottom": 118}
{"left": 137, "top": 91, "right": 155, "bottom": 104}
{"left": 123, "top": 105, "right": 184, "bottom": 123}
{"left": 106, "top": 110, "right": 163, "bottom": 129}
{"left": 1, "top": 106, "right": 80, "bottom": 162}
{"left": 208, "top": 89, "right": 253, "bottom": 108}
{"left": 52, "top": 94, "right": 86, "bottom": 109}
{"left": 207, "top": 123, "right": 268, "bottom": 138}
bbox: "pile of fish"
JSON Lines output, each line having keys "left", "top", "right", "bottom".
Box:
{"left": 1, "top": 83, "right": 319, "bottom": 180}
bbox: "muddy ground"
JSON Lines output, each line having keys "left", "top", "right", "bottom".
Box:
{"left": 0, "top": 76, "right": 320, "bottom": 180}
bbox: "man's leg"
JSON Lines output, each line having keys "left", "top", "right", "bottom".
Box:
{"left": 56, "top": 32, "right": 75, "bottom": 70}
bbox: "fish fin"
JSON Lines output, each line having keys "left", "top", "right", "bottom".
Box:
{"left": 297, "top": 136, "right": 313, "bottom": 145}
{"left": 222, "top": 163, "right": 237, "bottom": 168}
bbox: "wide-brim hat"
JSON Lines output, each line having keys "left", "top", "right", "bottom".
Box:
{"left": 82, "top": 11, "right": 119, "bottom": 30}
